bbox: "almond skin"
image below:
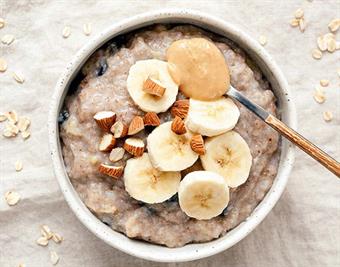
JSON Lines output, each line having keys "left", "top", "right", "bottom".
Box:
{"left": 128, "top": 116, "right": 144, "bottom": 135}
{"left": 111, "top": 121, "right": 128, "bottom": 138}
{"left": 190, "top": 134, "right": 205, "bottom": 155}
{"left": 94, "top": 111, "right": 116, "bottom": 132}
{"left": 98, "top": 164, "right": 124, "bottom": 179}
{"left": 171, "top": 116, "right": 186, "bottom": 135}
{"left": 143, "top": 112, "right": 160, "bottom": 126}
{"left": 123, "top": 138, "right": 145, "bottom": 157}
{"left": 143, "top": 77, "right": 166, "bottom": 97}
{"left": 171, "top": 99, "right": 189, "bottom": 119}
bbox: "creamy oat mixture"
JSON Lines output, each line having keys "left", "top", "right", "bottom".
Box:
{"left": 60, "top": 25, "right": 280, "bottom": 247}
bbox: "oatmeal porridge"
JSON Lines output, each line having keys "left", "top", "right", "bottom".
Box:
{"left": 60, "top": 25, "right": 280, "bottom": 248}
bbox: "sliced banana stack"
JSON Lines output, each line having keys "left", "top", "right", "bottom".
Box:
{"left": 200, "top": 131, "right": 252, "bottom": 188}
{"left": 186, "top": 97, "right": 240, "bottom": 137}
{"left": 127, "top": 59, "right": 179, "bottom": 113}
{"left": 147, "top": 121, "right": 198, "bottom": 171}
{"left": 124, "top": 153, "right": 181, "bottom": 204}
{"left": 178, "top": 171, "right": 229, "bottom": 220}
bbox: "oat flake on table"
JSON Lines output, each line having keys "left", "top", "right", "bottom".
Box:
{"left": 83, "top": 23, "right": 92, "bottom": 35}
{"left": 323, "top": 111, "right": 333, "bottom": 122}
{"left": 50, "top": 251, "right": 60, "bottom": 265}
{"left": 1, "top": 34, "right": 15, "bottom": 45}
{"left": 12, "top": 72, "right": 25, "bottom": 83}
{"left": 62, "top": 26, "right": 71, "bottom": 38}
{"left": 0, "top": 17, "right": 5, "bottom": 28}
{"left": 0, "top": 57, "right": 7, "bottom": 72}
{"left": 15, "top": 160, "right": 23, "bottom": 171}
{"left": 5, "top": 191, "right": 21, "bottom": 206}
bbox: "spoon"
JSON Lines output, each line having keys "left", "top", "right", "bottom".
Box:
{"left": 226, "top": 86, "right": 340, "bottom": 177}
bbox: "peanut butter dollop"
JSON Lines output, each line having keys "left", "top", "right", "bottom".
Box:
{"left": 166, "top": 38, "right": 230, "bottom": 100}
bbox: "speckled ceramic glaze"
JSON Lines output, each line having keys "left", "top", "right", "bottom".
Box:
{"left": 48, "top": 9, "right": 296, "bottom": 262}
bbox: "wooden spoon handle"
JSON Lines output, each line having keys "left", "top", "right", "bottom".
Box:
{"left": 266, "top": 114, "right": 340, "bottom": 177}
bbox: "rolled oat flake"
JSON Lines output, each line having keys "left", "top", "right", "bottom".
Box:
{"left": 5, "top": 191, "right": 21, "bottom": 206}
{"left": 0, "top": 58, "right": 7, "bottom": 72}
{"left": 1, "top": 34, "right": 14, "bottom": 45}
{"left": 0, "top": 17, "right": 5, "bottom": 28}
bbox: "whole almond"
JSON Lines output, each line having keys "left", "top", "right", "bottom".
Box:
{"left": 171, "top": 116, "right": 186, "bottom": 135}
{"left": 190, "top": 134, "right": 205, "bottom": 155}
{"left": 143, "top": 112, "right": 160, "bottom": 126}
{"left": 171, "top": 99, "right": 189, "bottom": 119}
{"left": 128, "top": 116, "right": 144, "bottom": 135}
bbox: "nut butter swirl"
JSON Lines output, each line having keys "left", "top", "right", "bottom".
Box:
{"left": 166, "top": 38, "right": 230, "bottom": 101}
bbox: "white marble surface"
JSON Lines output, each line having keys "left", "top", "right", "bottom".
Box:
{"left": 0, "top": 1, "right": 339, "bottom": 266}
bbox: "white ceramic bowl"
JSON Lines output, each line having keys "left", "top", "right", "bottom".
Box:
{"left": 48, "top": 9, "right": 296, "bottom": 262}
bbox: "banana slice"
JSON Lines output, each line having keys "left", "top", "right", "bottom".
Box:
{"left": 127, "top": 59, "right": 179, "bottom": 113}
{"left": 147, "top": 121, "right": 198, "bottom": 171}
{"left": 124, "top": 153, "right": 181, "bottom": 204}
{"left": 200, "top": 131, "right": 252, "bottom": 188}
{"left": 186, "top": 97, "right": 240, "bottom": 137}
{"left": 178, "top": 171, "right": 229, "bottom": 220}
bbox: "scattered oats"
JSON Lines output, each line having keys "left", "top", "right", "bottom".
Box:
{"left": 313, "top": 88, "right": 326, "bottom": 103}
{"left": 317, "top": 36, "right": 327, "bottom": 52}
{"left": 50, "top": 251, "right": 59, "bottom": 265}
{"left": 6, "top": 110, "right": 18, "bottom": 124}
{"left": 0, "top": 57, "right": 7, "bottom": 72}
{"left": 298, "top": 18, "right": 306, "bottom": 32}
{"left": 3, "top": 122, "right": 19, "bottom": 137}
{"left": 83, "top": 23, "right": 92, "bottom": 36}
{"left": 290, "top": 18, "right": 299, "bottom": 27}
{"left": 52, "top": 232, "right": 63, "bottom": 244}
{"left": 327, "top": 38, "right": 336, "bottom": 53}
{"left": 15, "top": 160, "right": 23, "bottom": 172}
{"left": 0, "top": 113, "right": 7, "bottom": 122}
{"left": 312, "top": 49, "right": 322, "bottom": 59}
{"left": 12, "top": 72, "right": 25, "bottom": 84}
{"left": 1, "top": 34, "right": 14, "bottom": 45}
{"left": 21, "top": 130, "right": 31, "bottom": 140}
{"left": 294, "top": 8, "right": 304, "bottom": 19}
{"left": 0, "top": 18, "right": 5, "bottom": 29}
{"left": 4, "top": 191, "right": 21, "bottom": 206}
{"left": 259, "top": 35, "right": 267, "bottom": 46}
{"left": 328, "top": 18, "right": 340, "bottom": 32}
{"left": 62, "top": 26, "right": 71, "bottom": 38}
{"left": 36, "top": 236, "right": 49, "bottom": 246}
{"left": 320, "top": 79, "right": 329, "bottom": 87}
{"left": 323, "top": 111, "right": 333, "bottom": 122}
{"left": 17, "top": 117, "right": 30, "bottom": 132}
{"left": 41, "top": 225, "right": 53, "bottom": 240}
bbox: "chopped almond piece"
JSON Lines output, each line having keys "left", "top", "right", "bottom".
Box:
{"left": 128, "top": 116, "right": 144, "bottom": 135}
{"left": 143, "top": 112, "right": 160, "bottom": 126}
{"left": 111, "top": 120, "right": 128, "bottom": 138}
{"left": 99, "top": 133, "right": 116, "bottom": 152}
{"left": 98, "top": 164, "right": 124, "bottom": 178}
{"left": 171, "top": 99, "right": 189, "bottom": 119}
{"left": 190, "top": 135, "right": 205, "bottom": 155}
{"left": 143, "top": 77, "right": 166, "bottom": 97}
{"left": 123, "top": 138, "right": 145, "bottom": 157}
{"left": 109, "top": 147, "right": 125, "bottom": 162}
{"left": 171, "top": 116, "right": 186, "bottom": 135}
{"left": 94, "top": 111, "right": 116, "bottom": 132}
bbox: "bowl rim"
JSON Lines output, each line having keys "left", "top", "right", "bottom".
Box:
{"left": 48, "top": 8, "right": 296, "bottom": 262}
